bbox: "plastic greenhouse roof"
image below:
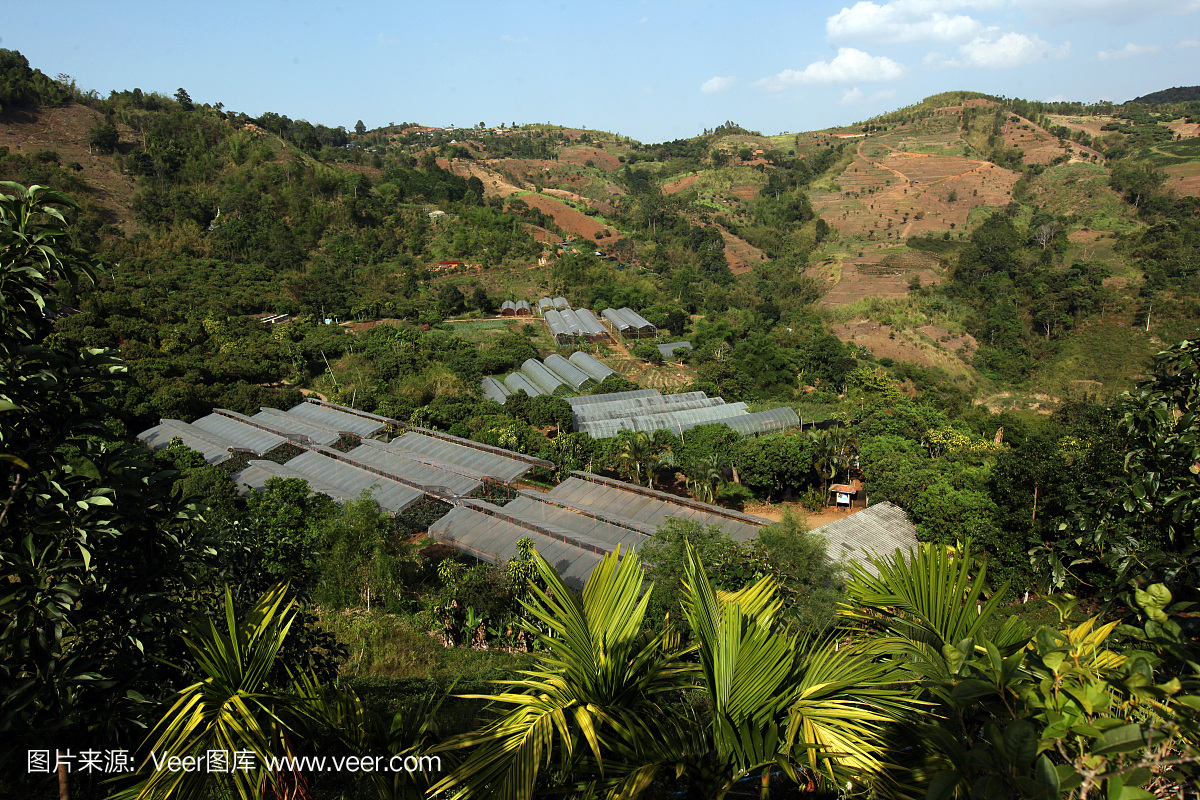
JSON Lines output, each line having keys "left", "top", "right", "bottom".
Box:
{"left": 388, "top": 431, "right": 533, "bottom": 483}
{"left": 503, "top": 372, "right": 544, "bottom": 397}
{"left": 250, "top": 408, "right": 343, "bottom": 446}
{"left": 657, "top": 341, "right": 693, "bottom": 359}
{"left": 543, "top": 354, "right": 594, "bottom": 390}
{"left": 521, "top": 359, "right": 568, "bottom": 395}
{"left": 344, "top": 442, "right": 481, "bottom": 497}
{"left": 287, "top": 402, "right": 386, "bottom": 437}
{"left": 502, "top": 495, "right": 649, "bottom": 551}
{"left": 576, "top": 402, "right": 751, "bottom": 439}
{"left": 192, "top": 413, "right": 287, "bottom": 454}
{"left": 676, "top": 407, "right": 800, "bottom": 437}
{"left": 501, "top": 300, "right": 516, "bottom": 312}
{"left": 552, "top": 296, "right": 570, "bottom": 308}
{"left": 137, "top": 420, "right": 239, "bottom": 465}
{"left": 280, "top": 450, "right": 423, "bottom": 513}
{"left": 232, "top": 460, "right": 360, "bottom": 503}
{"left": 428, "top": 505, "right": 603, "bottom": 590}
{"left": 567, "top": 388, "right": 659, "bottom": 407}
{"left": 550, "top": 474, "right": 768, "bottom": 542}
{"left": 480, "top": 376, "right": 511, "bottom": 405}
{"left": 538, "top": 297, "right": 553, "bottom": 310}
{"left": 568, "top": 352, "right": 618, "bottom": 382}
{"left": 601, "top": 308, "right": 635, "bottom": 331}
{"left": 617, "top": 307, "right": 655, "bottom": 330}
{"left": 570, "top": 391, "right": 714, "bottom": 423}
{"left": 559, "top": 308, "right": 584, "bottom": 336}
{"left": 574, "top": 308, "right": 607, "bottom": 336}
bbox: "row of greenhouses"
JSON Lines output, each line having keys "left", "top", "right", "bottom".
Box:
{"left": 480, "top": 352, "right": 619, "bottom": 404}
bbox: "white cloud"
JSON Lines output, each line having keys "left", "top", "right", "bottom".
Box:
{"left": 1098, "top": 43, "right": 1160, "bottom": 60}
{"left": 827, "top": 1, "right": 986, "bottom": 43}
{"left": 946, "top": 32, "right": 1070, "bottom": 68}
{"left": 701, "top": 76, "right": 736, "bottom": 94}
{"left": 755, "top": 48, "right": 905, "bottom": 91}
{"left": 377, "top": 33, "right": 396, "bottom": 46}
{"left": 1177, "top": 38, "right": 1200, "bottom": 48}
{"left": 841, "top": 87, "right": 866, "bottom": 104}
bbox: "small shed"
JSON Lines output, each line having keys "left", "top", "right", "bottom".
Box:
{"left": 829, "top": 482, "right": 865, "bottom": 509}
{"left": 514, "top": 300, "right": 532, "bottom": 317}
{"left": 500, "top": 300, "right": 517, "bottom": 317}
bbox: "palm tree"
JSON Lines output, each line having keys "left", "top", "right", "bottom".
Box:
{"left": 432, "top": 544, "right": 921, "bottom": 799}
{"left": 428, "top": 546, "right": 692, "bottom": 800}
{"left": 121, "top": 584, "right": 316, "bottom": 800}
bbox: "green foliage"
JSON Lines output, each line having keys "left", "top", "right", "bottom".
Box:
{"left": 734, "top": 432, "right": 815, "bottom": 501}
{"left": 311, "top": 491, "right": 417, "bottom": 611}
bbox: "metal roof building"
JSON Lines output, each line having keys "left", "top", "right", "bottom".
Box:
{"left": 544, "top": 354, "right": 595, "bottom": 391}
{"left": 521, "top": 358, "right": 569, "bottom": 395}
{"left": 480, "top": 376, "right": 511, "bottom": 405}
{"left": 809, "top": 501, "right": 919, "bottom": 576}
{"left": 568, "top": 352, "right": 619, "bottom": 383}
{"left": 503, "top": 372, "right": 544, "bottom": 397}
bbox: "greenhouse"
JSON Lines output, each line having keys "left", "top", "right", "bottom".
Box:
{"left": 521, "top": 358, "right": 569, "bottom": 395}
{"left": 542, "top": 309, "right": 574, "bottom": 347}
{"left": 138, "top": 419, "right": 245, "bottom": 465}
{"left": 386, "top": 430, "right": 538, "bottom": 483}
{"left": 568, "top": 352, "right": 619, "bottom": 383}
{"left": 251, "top": 407, "right": 343, "bottom": 447}
{"left": 503, "top": 372, "right": 544, "bottom": 397}
{"left": 480, "top": 376, "right": 511, "bottom": 405}
{"left": 544, "top": 353, "right": 595, "bottom": 391}
{"left": 287, "top": 401, "right": 388, "bottom": 438}
{"left": 191, "top": 412, "right": 287, "bottom": 455}
{"left": 601, "top": 307, "right": 657, "bottom": 338}
{"left": 657, "top": 341, "right": 693, "bottom": 359}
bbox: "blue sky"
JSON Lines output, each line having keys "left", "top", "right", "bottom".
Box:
{"left": 4, "top": 1, "right": 1199, "bottom": 143}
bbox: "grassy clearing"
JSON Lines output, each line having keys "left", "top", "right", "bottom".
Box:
{"left": 317, "top": 607, "right": 538, "bottom": 680}
{"left": 820, "top": 295, "right": 974, "bottom": 332}
{"left": 1032, "top": 316, "right": 1160, "bottom": 398}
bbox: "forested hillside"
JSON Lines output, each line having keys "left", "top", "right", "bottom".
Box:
{"left": 4, "top": 49, "right": 1200, "bottom": 799}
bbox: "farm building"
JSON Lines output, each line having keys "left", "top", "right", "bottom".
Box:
{"left": 521, "top": 358, "right": 570, "bottom": 395}
{"left": 544, "top": 354, "right": 596, "bottom": 391}
{"left": 569, "top": 351, "right": 618, "bottom": 382}
{"left": 542, "top": 309, "right": 575, "bottom": 347}
{"left": 567, "top": 389, "right": 799, "bottom": 439}
{"left": 499, "top": 300, "right": 532, "bottom": 317}
{"left": 480, "top": 376, "right": 512, "bottom": 405}
{"left": 514, "top": 300, "right": 532, "bottom": 316}
{"left": 809, "top": 501, "right": 918, "bottom": 575}
{"left": 602, "top": 307, "right": 657, "bottom": 338}
{"left": 139, "top": 399, "right": 771, "bottom": 592}
{"left": 657, "top": 341, "right": 693, "bottom": 360}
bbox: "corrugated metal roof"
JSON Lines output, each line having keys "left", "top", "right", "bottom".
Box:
{"left": 567, "top": 388, "right": 659, "bottom": 407}
{"left": 287, "top": 403, "right": 386, "bottom": 437}
{"left": 809, "top": 501, "right": 919, "bottom": 576}
{"left": 137, "top": 420, "right": 238, "bottom": 465}
{"left": 192, "top": 413, "right": 286, "bottom": 454}
{"left": 280, "top": 450, "right": 423, "bottom": 513}
{"left": 521, "top": 358, "right": 568, "bottom": 395}
{"left": 503, "top": 372, "right": 544, "bottom": 397}
{"left": 251, "top": 408, "right": 342, "bottom": 446}
{"left": 388, "top": 431, "right": 532, "bottom": 483}
{"left": 549, "top": 474, "right": 766, "bottom": 542}
{"left": 657, "top": 341, "right": 693, "bottom": 359}
{"left": 543, "top": 354, "right": 595, "bottom": 390}
{"left": 480, "top": 376, "right": 511, "bottom": 405}
{"left": 568, "top": 352, "right": 619, "bottom": 382}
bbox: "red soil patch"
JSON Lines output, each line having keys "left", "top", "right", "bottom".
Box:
{"left": 818, "top": 259, "right": 938, "bottom": 307}
{"left": 1, "top": 104, "right": 144, "bottom": 232}
{"left": 1164, "top": 120, "right": 1200, "bottom": 139}
{"left": 999, "top": 116, "right": 1073, "bottom": 164}
{"left": 662, "top": 173, "right": 699, "bottom": 195}
{"left": 717, "top": 228, "right": 767, "bottom": 274}
{"left": 1163, "top": 162, "right": 1200, "bottom": 197}
{"left": 558, "top": 146, "right": 620, "bottom": 171}
{"left": 830, "top": 319, "right": 971, "bottom": 373}
{"left": 518, "top": 194, "right": 616, "bottom": 243}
